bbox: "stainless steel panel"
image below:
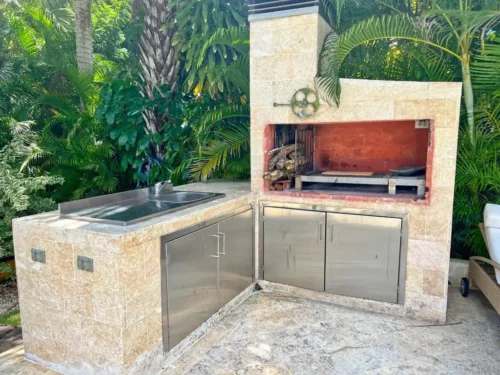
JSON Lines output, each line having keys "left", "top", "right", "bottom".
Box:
{"left": 257, "top": 203, "right": 264, "bottom": 280}
{"left": 162, "top": 205, "right": 253, "bottom": 243}
{"left": 263, "top": 207, "right": 325, "bottom": 291}
{"left": 299, "top": 173, "right": 392, "bottom": 185}
{"left": 165, "top": 224, "right": 219, "bottom": 350}
{"left": 155, "top": 191, "right": 217, "bottom": 203}
{"left": 59, "top": 185, "right": 225, "bottom": 226}
{"left": 260, "top": 201, "right": 409, "bottom": 304}
{"left": 218, "top": 210, "right": 253, "bottom": 306}
{"left": 325, "top": 213, "right": 402, "bottom": 303}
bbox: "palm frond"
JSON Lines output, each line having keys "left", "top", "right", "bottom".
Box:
{"left": 211, "top": 55, "right": 249, "bottom": 96}
{"left": 193, "top": 103, "right": 250, "bottom": 140}
{"left": 455, "top": 130, "right": 500, "bottom": 192}
{"left": 320, "top": 0, "right": 348, "bottom": 29}
{"left": 93, "top": 54, "right": 118, "bottom": 83}
{"left": 475, "top": 93, "right": 500, "bottom": 132}
{"left": 189, "top": 123, "right": 250, "bottom": 181}
{"left": 9, "top": 18, "right": 40, "bottom": 56}
{"left": 454, "top": 128, "right": 500, "bottom": 256}
{"left": 472, "top": 41, "right": 500, "bottom": 93}
{"left": 410, "top": 45, "right": 457, "bottom": 81}
{"left": 196, "top": 26, "right": 249, "bottom": 69}
{"left": 316, "top": 14, "right": 458, "bottom": 105}
{"left": 424, "top": 8, "right": 500, "bottom": 44}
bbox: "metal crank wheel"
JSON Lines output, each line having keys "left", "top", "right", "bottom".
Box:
{"left": 291, "top": 88, "right": 319, "bottom": 119}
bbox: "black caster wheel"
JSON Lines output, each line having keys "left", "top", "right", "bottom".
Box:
{"left": 460, "top": 277, "right": 469, "bottom": 297}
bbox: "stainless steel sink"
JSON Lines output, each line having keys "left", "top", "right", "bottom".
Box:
{"left": 59, "top": 184, "right": 225, "bottom": 226}
{"left": 153, "top": 191, "right": 216, "bottom": 203}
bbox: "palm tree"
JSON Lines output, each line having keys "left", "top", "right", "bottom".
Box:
{"left": 139, "top": 0, "right": 180, "bottom": 142}
{"left": 184, "top": 27, "right": 251, "bottom": 181}
{"left": 316, "top": 0, "right": 500, "bottom": 144}
{"left": 75, "top": 0, "right": 93, "bottom": 71}
{"left": 169, "top": 0, "right": 248, "bottom": 95}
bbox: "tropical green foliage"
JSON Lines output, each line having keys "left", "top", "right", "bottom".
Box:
{"left": 0, "top": 0, "right": 127, "bottom": 262}
{"left": 317, "top": 0, "right": 500, "bottom": 144}
{"left": 453, "top": 130, "right": 500, "bottom": 257}
{"left": 97, "top": 77, "right": 192, "bottom": 185}
{"left": 0, "top": 124, "right": 63, "bottom": 259}
{"left": 0, "top": 0, "right": 250, "bottom": 204}
{"left": 169, "top": 0, "right": 248, "bottom": 94}
{"left": 187, "top": 100, "right": 250, "bottom": 181}
{"left": 92, "top": 0, "right": 132, "bottom": 61}
{"left": 184, "top": 24, "right": 251, "bottom": 181}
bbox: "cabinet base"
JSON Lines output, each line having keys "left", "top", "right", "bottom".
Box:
{"left": 257, "top": 280, "right": 405, "bottom": 319}
{"left": 162, "top": 283, "right": 256, "bottom": 358}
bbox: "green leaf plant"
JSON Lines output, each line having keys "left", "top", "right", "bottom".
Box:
{"left": 316, "top": 0, "right": 500, "bottom": 145}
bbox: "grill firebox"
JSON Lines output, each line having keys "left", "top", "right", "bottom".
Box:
{"left": 267, "top": 123, "right": 429, "bottom": 198}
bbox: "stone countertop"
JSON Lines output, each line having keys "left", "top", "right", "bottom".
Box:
{"left": 13, "top": 181, "right": 255, "bottom": 239}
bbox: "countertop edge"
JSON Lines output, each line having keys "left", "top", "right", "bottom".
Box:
{"left": 12, "top": 182, "right": 255, "bottom": 240}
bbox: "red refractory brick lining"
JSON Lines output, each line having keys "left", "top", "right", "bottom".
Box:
{"left": 314, "top": 121, "right": 428, "bottom": 172}
{"left": 262, "top": 121, "right": 434, "bottom": 202}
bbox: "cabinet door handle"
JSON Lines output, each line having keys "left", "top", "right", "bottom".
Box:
{"left": 329, "top": 224, "right": 334, "bottom": 243}
{"left": 318, "top": 222, "right": 324, "bottom": 242}
{"left": 217, "top": 232, "right": 226, "bottom": 255}
{"left": 210, "top": 234, "right": 220, "bottom": 258}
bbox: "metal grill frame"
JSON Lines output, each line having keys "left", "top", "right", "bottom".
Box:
{"left": 248, "top": 0, "right": 320, "bottom": 21}
{"left": 298, "top": 174, "right": 393, "bottom": 187}
{"left": 295, "top": 173, "right": 426, "bottom": 197}
{"left": 274, "top": 125, "right": 295, "bottom": 148}
{"left": 307, "top": 172, "right": 393, "bottom": 179}
{"left": 295, "top": 127, "right": 314, "bottom": 174}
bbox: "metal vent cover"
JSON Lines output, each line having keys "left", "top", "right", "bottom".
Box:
{"left": 248, "top": 0, "right": 320, "bottom": 21}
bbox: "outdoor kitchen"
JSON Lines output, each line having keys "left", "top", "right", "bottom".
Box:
{"left": 8, "top": 4, "right": 467, "bottom": 375}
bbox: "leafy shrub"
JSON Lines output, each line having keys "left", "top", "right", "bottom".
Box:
{"left": 452, "top": 131, "right": 500, "bottom": 258}
{"left": 97, "top": 76, "right": 192, "bottom": 185}
{"left": 0, "top": 126, "right": 63, "bottom": 260}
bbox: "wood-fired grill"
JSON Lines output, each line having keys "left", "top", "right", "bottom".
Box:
{"left": 266, "top": 125, "right": 426, "bottom": 197}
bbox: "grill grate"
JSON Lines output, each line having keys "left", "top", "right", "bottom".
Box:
{"left": 319, "top": 173, "right": 393, "bottom": 179}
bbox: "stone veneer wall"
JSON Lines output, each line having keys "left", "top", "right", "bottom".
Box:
{"left": 250, "top": 12, "right": 462, "bottom": 322}
{"left": 12, "top": 192, "right": 255, "bottom": 374}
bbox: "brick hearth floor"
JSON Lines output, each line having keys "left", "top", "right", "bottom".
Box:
{"left": 1, "top": 288, "right": 499, "bottom": 374}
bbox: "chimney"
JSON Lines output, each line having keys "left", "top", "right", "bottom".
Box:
{"left": 249, "top": 0, "right": 331, "bottom": 89}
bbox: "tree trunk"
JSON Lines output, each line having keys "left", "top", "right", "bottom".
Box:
{"left": 75, "top": 0, "right": 93, "bottom": 71}
{"left": 139, "top": 0, "right": 180, "bottom": 140}
{"left": 461, "top": 57, "right": 475, "bottom": 145}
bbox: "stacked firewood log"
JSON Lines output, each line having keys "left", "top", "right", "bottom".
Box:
{"left": 263, "top": 144, "right": 305, "bottom": 188}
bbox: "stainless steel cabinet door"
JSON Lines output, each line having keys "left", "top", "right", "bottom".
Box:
{"left": 165, "top": 223, "right": 219, "bottom": 350}
{"left": 263, "top": 207, "right": 326, "bottom": 291}
{"left": 325, "top": 213, "right": 402, "bottom": 303}
{"left": 218, "top": 209, "right": 253, "bottom": 306}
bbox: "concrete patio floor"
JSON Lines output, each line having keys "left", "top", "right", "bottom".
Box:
{"left": 1, "top": 287, "right": 499, "bottom": 374}
{"left": 164, "top": 287, "right": 500, "bottom": 375}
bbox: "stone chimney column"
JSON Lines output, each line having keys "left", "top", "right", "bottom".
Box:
{"left": 249, "top": 12, "right": 331, "bottom": 191}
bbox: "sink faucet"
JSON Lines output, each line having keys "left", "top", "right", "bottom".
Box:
{"left": 153, "top": 181, "right": 173, "bottom": 196}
